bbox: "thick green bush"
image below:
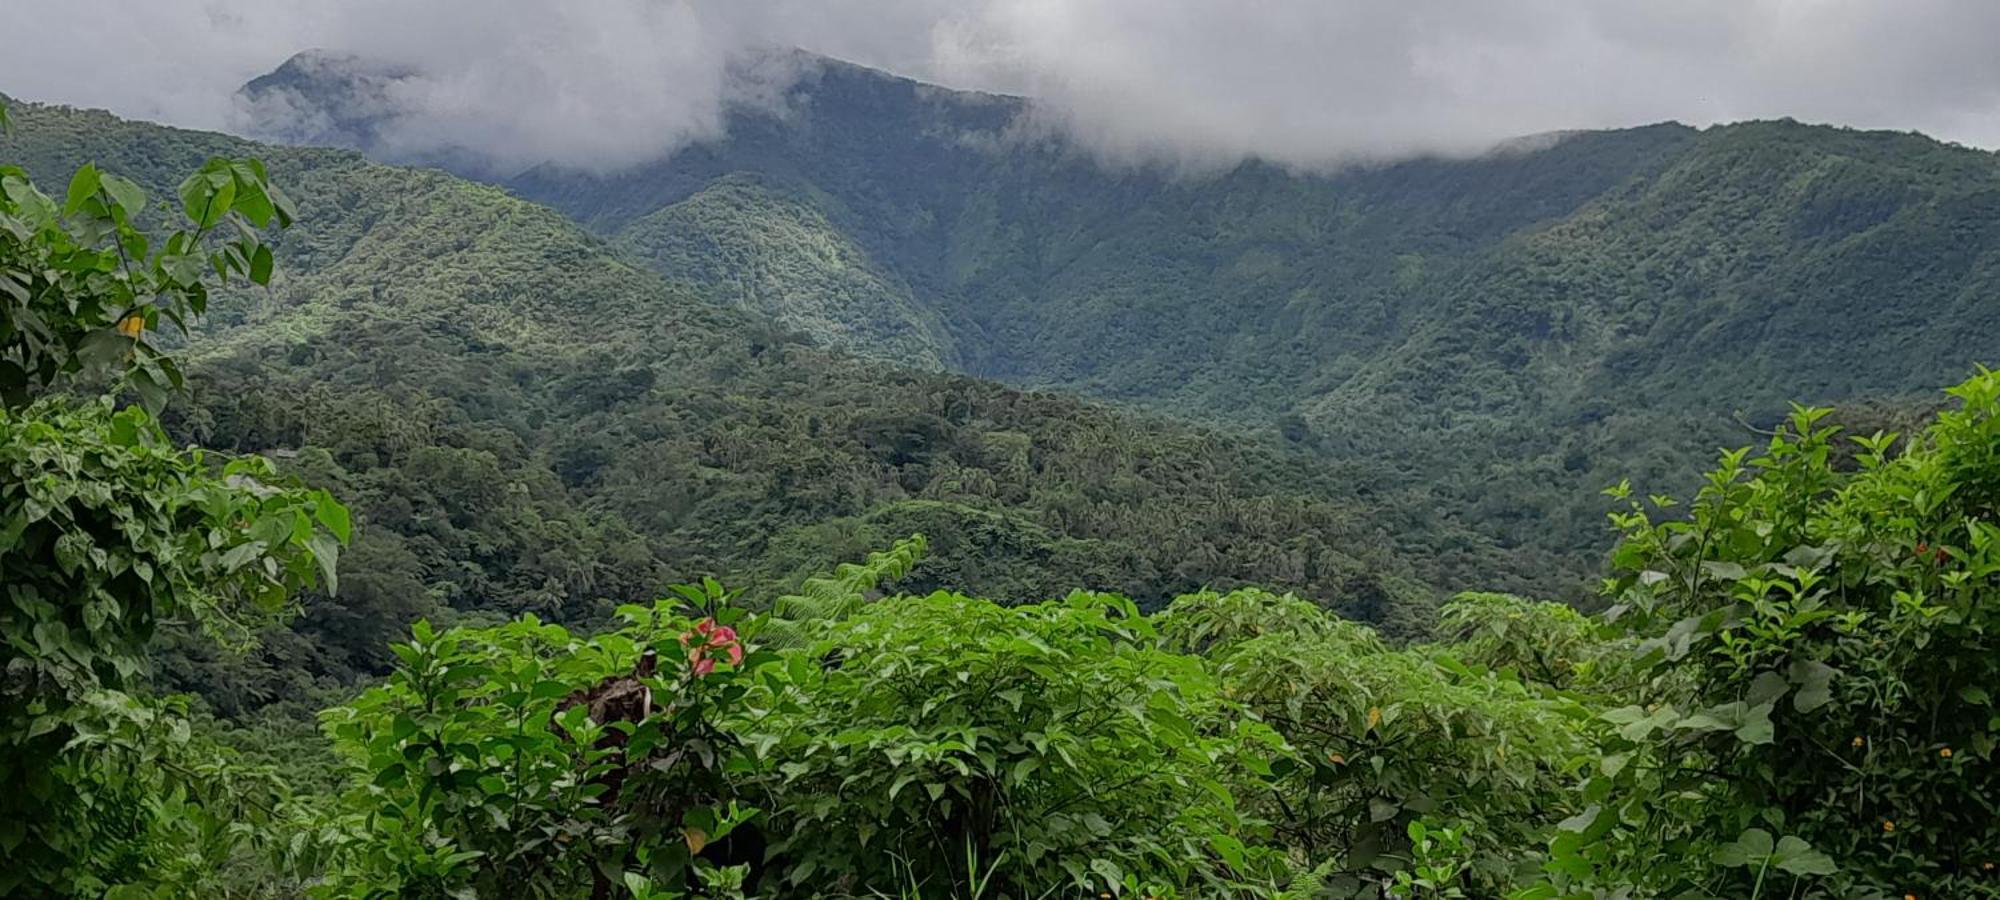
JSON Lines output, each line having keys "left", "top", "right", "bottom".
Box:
{"left": 1540, "top": 371, "right": 2000, "bottom": 898}
{"left": 742, "top": 589, "right": 1284, "bottom": 896}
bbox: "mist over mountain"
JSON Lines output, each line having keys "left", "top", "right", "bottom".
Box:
{"left": 235, "top": 50, "right": 2000, "bottom": 583}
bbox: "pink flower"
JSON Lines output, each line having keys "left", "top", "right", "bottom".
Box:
{"left": 678, "top": 618, "right": 744, "bottom": 677}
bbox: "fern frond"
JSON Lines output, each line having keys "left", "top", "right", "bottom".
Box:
{"left": 761, "top": 534, "right": 928, "bottom": 648}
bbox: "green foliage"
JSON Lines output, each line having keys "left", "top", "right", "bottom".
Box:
{"left": 17, "top": 62, "right": 2000, "bottom": 899}
{"left": 307, "top": 545, "right": 1621, "bottom": 898}
{"left": 1532, "top": 371, "right": 2000, "bottom": 898}
{"left": 495, "top": 60, "right": 2000, "bottom": 603}
{"left": 1437, "top": 593, "right": 1630, "bottom": 692}
{"left": 0, "top": 145, "right": 346, "bottom": 895}
{"left": 1, "top": 149, "right": 292, "bottom": 410}
{"left": 1154, "top": 586, "right": 1379, "bottom": 657}
{"left": 744, "top": 589, "right": 1281, "bottom": 896}
{"left": 2, "top": 99, "right": 1461, "bottom": 723}
{"left": 1389, "top": 822, "right": 1472, "bottom": 899}
{"left": 613, "top": 174, "right": 956, "bottom": 369}
{"left": 315, "top": 588, "right": 763, "bottom": 898}
{"left": 1176, "top": 589, "right": 1584, "bottom": 896}
{"left": 225, "top": 52, "right": 2000, "bottom": 611}
{"left": 762, "top": 532, "right": 927, "bottom": 647}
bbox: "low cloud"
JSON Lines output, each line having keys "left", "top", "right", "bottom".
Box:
{"left": 7, "top": 1, "right": 2000, "bottom": 174}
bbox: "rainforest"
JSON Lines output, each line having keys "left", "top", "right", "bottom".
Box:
{"left": 6, "top": 27, "right": 2000, "bottom": 900}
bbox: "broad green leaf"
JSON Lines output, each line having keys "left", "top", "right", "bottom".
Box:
{"left": 63, "top": 164, "right": 100, "bottom": 215}
{"left": 1714, "top": 828, "right": 1774, "bottom": 868}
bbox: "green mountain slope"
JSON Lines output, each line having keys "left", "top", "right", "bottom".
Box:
{"left": 2, "top": 101, "right": 1493, "bottom": 710}
{"left": 485, "top": 58, "right": 2000, "bottom": 580}
{"left": 613, "top": 174, "right": 956, "bottom": 368}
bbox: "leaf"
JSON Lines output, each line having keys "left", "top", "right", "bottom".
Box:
{"left": 129, "top": 364, "right": 171, "bottom": 415}
{"left": 1747, "top": 671, "right": 1789, "bottom": 707}
{"left": 1209, "top": 833, "right": 1247, "bottom": 872}
{"left": 75, "top": 328, "right": 135, "bottom": 373}
{"left": 100, "top": 174, "right": 145, "bottom": 218}
{"left": 1713, "top": 828, "right": 1774, "bottom": 868}
{"left": 1088, "top": 858, "right": 1124, "bottom": 890}
{"left": 178, "top": 174, "right": 208, "bottom": 225}
{"left": 1773, "top": 835, "right": 1836, "bottom": 876}
{"left": 63, "top": 163, "right": 100, "bottom": 215}
{"left": 1735, "top": 703, "right": 1776, "bottom": 745}
{"left": 314, "top": 495, "right": 353, "bottom": 543}
{"left": 249, "top": 242, "right": 274, "bottom": 285}
{"left": 1557, "top": 804, "right": 1601, "bottom": 834}
{"left": 1700, "top": 560, "right": 1748, "bottom": 581}
{"left": 1791, "top": 660, "right": 1838, "bottom": 713}
{"left": 308, "top": 531, "right": 341, "bottom": 595}
{"left": 682, "top": 827, "right": 708, "bottom": 855}
{"left": 235, "top": 179, "right": 276, "bottom": 227}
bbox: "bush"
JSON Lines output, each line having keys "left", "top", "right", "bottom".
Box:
{"left": 1543, "top": 370, "right": 2000, "bottom": 897}
{"left": 314, "top": 583, "right": 763, "bottom": 898}
{"left": 743, "top": 589, "right": 1283, "bottom": 896}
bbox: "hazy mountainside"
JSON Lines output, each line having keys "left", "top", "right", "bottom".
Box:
{"left": 483, "top": 57, "right": 2000, "bottom": 575}
{"left": 1, "top": 101, "right": 1496, "bottom": 712}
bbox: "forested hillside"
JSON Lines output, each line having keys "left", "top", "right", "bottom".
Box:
{"left": 243, "top": 52, "right": 2000, "bottom": 588}
{"left": 0, "top": 100, "right": 1495, "bottom": 712}
{"left": 12, "top": 46, "right": 2000, "bottom": 899}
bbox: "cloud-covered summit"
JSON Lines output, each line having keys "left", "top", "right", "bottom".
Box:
{"left": 6, "top": 1, "right": 2000, "bottom": 174}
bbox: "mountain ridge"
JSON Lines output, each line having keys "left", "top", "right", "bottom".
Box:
{"left": 1, "top": 98, "right": 1495, "bottom": 711}
{"left": 211, "top": 51, "right": 2000, "bottom": 581}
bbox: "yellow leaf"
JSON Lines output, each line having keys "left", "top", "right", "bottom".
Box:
{"left": 117, "top": 315, "right": 144, "bottom": 338}
{"left": 682, "top": 827, "right": 708, "bottom": 855}
{"left": 1366, "top": 706, "right": 1382, "bottom": 730}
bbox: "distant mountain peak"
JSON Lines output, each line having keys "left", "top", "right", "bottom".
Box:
{"left": 234, "top": 50, "right": 419, "bottom": 151}
{"left": 229, "top": 45, "right": 1027, "bottom": 178}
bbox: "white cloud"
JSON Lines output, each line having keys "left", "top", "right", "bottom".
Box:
{"left": 6, "top": 0, "right": 2000, "bottom": 173}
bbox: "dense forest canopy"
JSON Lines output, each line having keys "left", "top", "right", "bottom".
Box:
{"left": 245, "top": 53, "right": 2000, "bottom": 593}
{"left": 0, "top": 100, "right": 1499, "bottom": 715}
{"left": 4, "top": 40, "right": 2000, "bottom": 900}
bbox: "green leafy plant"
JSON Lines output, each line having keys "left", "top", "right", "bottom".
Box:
{"left": 0, "top": 142, "right": 344, "bottom": 895}
{"left": 315, "top": 583, "right": 767, "bottom": 898}
{"left": 2, "top": 148, "right": 293, "bottom": 411}
{"left": 1167, "top": 589, "right": 1583, "bottom": 896}
{"left": 743, "top": 586, "right": 1283, "bottom": 896}
{"left": 1389, "top": 822, "right": 1471, "bottom": 899}
{"left": 1531, "top": 373, "right": 2000, "bottom": 897}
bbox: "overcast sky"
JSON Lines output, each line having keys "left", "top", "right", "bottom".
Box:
{"left": 6, "top": 0, "right": 2000, "bottom": 173}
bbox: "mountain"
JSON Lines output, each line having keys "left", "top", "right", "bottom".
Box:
{"left": 292, "top": 52, "right": 1994, "bottom": 580}
{"left": 234, "top": 49, "right": 493, "bottom": 177}
{"left": 611, "top": 173, "right": 958, "bottom": 369}
{"left": 0, "top": 100, "right": 1495, "bottom": 712}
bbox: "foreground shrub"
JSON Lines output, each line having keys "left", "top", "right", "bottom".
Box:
{"left": 1542, "top": 371, "right": 2000, "bottom": 898}
{"left": 315, "top": 583, "right": 762, "bottom": 898}
{"left": 742, "top": 590, "right": 1285, "bottom": 896}
{"left": 0, "top": 148, "right": 343, "bottom": 896}
{"left": 1160, "top": 590, "right": 1585, "bottom": 897}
